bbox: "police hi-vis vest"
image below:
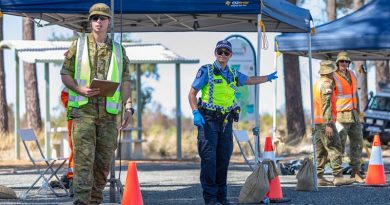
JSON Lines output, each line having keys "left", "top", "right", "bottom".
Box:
{"left": 68, "top": 36, "right": 123, "bottom": 115}
{"left": 333, "top": 70, "right": 358, "bottom": 112}
{"left": 200, "top": 64, "right": 238, "bottom": 113}
{"left": 313, "top": 78, "right": 337, "bottom": 124}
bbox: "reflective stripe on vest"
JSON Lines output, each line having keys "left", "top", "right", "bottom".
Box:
{"left": 200, "top": 64, "right": 238, "bottom": 113}
{"left": 313, "top": 78, "right": 337, "bottom": 124}
{"left": 333, "top": 71, "right": 358, "bottom": 112}
{"left": 68, "top": 37, "right": 123, "bottom": 115}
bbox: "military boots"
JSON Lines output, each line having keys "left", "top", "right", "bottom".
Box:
{"left": 351, "top": 168, "right": 365, "bottom": 183}
{"left": 333, "top": 174, "right": 355, "bottom": 186}
{"left": 317, "top": 177, "right": 333, "bottom": 186}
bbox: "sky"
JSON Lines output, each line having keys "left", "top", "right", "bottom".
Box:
{"left": 1, "top": 0, "right": 377, "bottom": 121}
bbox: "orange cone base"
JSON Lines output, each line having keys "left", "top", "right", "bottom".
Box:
{"left": 266, "top": 176, "right": 291, "bottom": 203}
{"left": 366, "top": 165, "right": 387, "bottom": 186}
{"left": 121, "top": 162, "right": 144, "bottom": 205}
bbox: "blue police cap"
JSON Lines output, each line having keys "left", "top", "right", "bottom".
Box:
{"left": 215, "top": 40, "right": 232, "bottom": 53}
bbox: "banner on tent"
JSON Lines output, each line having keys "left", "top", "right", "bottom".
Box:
{"left": 226, "top": 35, "right": 256, "bottom": 122}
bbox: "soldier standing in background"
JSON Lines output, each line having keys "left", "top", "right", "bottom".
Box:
{"left": 313, "top": 61, "right": 354, "bottom": 186}
{"left": 333, "top": 51, "right": 365, "bottom": 183}
{"left": 60, "top": 3, "right": 133, "bottom": 204}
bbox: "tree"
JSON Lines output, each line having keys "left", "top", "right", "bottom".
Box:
{"left": 23, "top": 17, "right": 42, "bottom": 132}
{"left": 326, "top": 0, "right": 336, "bottom": 21}
{"left": 351, "top": 0, "right": 368, "bottom": 111}
{"left": 0, "top": 14, "right": 9, "bottom": 136}
{"left": 375, "top": 61, "right": 389, "bottom": 92}
{"left": 282, "top": 0, "right": 306, "bottom": 144}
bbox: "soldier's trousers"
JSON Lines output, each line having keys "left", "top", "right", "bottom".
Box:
{"left": 339, "top": 122, "right": 363, "bottom": 169}
{"left": 72, "top": 117, "right": 118, "bottom": 205}
{"left": 315, "top": 124, "right": 343, "bottom": 177}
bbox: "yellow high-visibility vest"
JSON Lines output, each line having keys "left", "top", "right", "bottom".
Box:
{"left": 68, "top": 36, "right": 123, "bottom": 115}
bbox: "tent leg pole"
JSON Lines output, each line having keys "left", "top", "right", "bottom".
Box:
{"left": 308, "top": 31, "right": 318, "bottom": 191}
{"left": 254, "top": 13, "right": 263, "bottom": 164}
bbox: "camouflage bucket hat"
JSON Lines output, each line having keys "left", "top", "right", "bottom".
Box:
{"left": 319, "top": 60, "right": 337, "bottom": 75}
{"left": 89, "top": 3, "right": 111, "bottom": 19}
{"left": 336, "top": 51, "right": 351, "bottom": 63}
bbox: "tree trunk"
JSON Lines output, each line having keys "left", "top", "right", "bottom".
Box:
{"left": 283, "top": 54, "right": 306, "bottom": 144}
{"left": 354, "top": 62, "right": 368, "bottom": 111}
{"left": 23, "top": 17, "right": 42, "bottom": 132}
{"left": 353, "top": 0, "right": 364, "bottom": 10}
{"left": 0, "top": 15, "right": 9, "bottom": 136}
{"left": 352, "top": 1, "right": 367, "bottom": 111}
{"left": 327, "top": 0, "right": 337, "bottom": 21}
{"left": 280, "top": 0, "right": 305, "bottom": 144}
{"left": 375, "top": 61, "right": 390, "bottom": 92}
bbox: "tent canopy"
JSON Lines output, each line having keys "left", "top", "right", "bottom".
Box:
{"left": 0, "top": 0, "right": 311, "bottom": 33}
{"left": 275, "top": 0, "right": 390, "bottom": 60}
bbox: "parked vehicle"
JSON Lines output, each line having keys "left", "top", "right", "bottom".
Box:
{"left": 363, "top": 84, "right": 390, "bottom": 144}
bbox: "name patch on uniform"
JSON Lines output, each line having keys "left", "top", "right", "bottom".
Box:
{"left": 196, "top": 69, "right": 203, "bottom": 78}
{"left": 214, "top": 79, "right": 223, "bottom": 84}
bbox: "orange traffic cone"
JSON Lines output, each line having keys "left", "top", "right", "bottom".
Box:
{"left": 122, "top": 162, "right": 143, "bottom": 205}
{"left": 263, "top": 136, "right": 275, "bottom": 163}
{"left": 263, "top": 136, "right": 290, "bottom": 203}
{"left": 365, "top": 135, "right": 387, "bottom": 186}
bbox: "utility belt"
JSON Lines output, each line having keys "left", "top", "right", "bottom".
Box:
{"left": 198, "top": 101, "right": 241, "bottom": 122}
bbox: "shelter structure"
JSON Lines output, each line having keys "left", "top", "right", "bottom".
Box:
{"left": 0, "top": 40, "right": 199, "bottom": 160}
{"left": 275, "top": 0, "right": 390, "bottom": 60}
{"left": 0, "top": 0, "right": 311, "bottom": 33}
{"left": 0, "top": 0, "right": 313, "bottom": 168}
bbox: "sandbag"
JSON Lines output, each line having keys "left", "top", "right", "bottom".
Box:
{"left": 239, "top": 160, "right": 271, "bottom": 204}
{"left": 296, "top": 158, "right": 316, "bottom": 191}
{"left": 0, "top": 185, "right": 17, "bottom": 199}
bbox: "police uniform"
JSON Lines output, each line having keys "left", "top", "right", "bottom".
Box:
{"left": 334, "top": 52, "right": 365, "bottom": 182}
{"left": 314, "top": 61, "right": 354, "bottom": 186}
{"left": 192, "top": 60, "right": 247, "bottom": 204}
{"left": 60, "top": 4, "right": 131, "bottom": 204}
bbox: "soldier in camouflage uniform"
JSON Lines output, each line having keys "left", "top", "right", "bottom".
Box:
{"left": 334, "top": 52, "right": 365, "bottom": 183}
{"left": 314, "top": 61, "right": 354, "bottom": 186}
{"left": 60, "top": 3, "right": 134, "bottom": 205}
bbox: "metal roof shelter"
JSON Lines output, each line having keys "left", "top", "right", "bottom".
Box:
{"left": 0, "top": 40, "right": 199, "bottom": 160}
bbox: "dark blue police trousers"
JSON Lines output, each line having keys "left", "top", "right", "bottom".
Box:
{"left": 197, "top": 118, "right": 233, "bottom": 203}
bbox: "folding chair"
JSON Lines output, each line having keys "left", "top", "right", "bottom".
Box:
{"left": 18, "top": 129, "right": 69, "bottom": 198}
{"left": 233, "top": 130, "right": 257, "bottom": 171}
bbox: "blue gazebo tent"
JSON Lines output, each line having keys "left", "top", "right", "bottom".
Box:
{"left": 0, "top": 0, "right": 311, "bottom": 33}
{"left": 275, "top": 0, "right": 390, "bottom": 60}
{"left": 0, "top": 0, "right": 314, "bottom": 168}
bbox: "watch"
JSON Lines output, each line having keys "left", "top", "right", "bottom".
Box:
{"left": 125, "top": 107, "right": 134, "bottom": 115}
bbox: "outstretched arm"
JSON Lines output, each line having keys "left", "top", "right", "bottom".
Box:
{"left": 245, "top": 71, "right": 278, "bottom": 85}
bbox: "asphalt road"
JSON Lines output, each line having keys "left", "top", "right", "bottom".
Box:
{"left": 0, "top": 159, "right": 390, "bottom": 205}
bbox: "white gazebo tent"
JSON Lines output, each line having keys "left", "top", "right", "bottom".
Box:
{"left": 0, "top": 40, "right": 199, "bottom": 160}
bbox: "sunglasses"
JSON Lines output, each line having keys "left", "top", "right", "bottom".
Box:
{"left": 338, "top": 60, "right": 350, "bottom": 63}
{"left": 90, "top": 15, "right": 109, "bottom": 21}
{"left": 217, "top": 50, "right": 231, "bottom": 56}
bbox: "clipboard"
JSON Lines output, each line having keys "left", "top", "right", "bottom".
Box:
{"left": 89, "top": 79, "right": 120, "bottom": 97}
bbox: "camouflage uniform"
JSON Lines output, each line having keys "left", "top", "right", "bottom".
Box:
{"left": 61, "top": 33, "right": 131, "bottom": 205}
{"left": 335, "top": 70, "right": 363, "bottom": 170}
{"left": 315, "top": 77, "right": 343, "bottom": 177}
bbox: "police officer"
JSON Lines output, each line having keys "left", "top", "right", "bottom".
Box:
{"left": 334, "top": 51, "right": 365, "bottom": 183}
{"left": 313, "top": 61, "right": 354, "bottom": 186}
{"left": 60, "top": 3, "right": 133, "bottom": 204}
{"left": 188, "top": 40, "right": 278, "bottom": 205}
